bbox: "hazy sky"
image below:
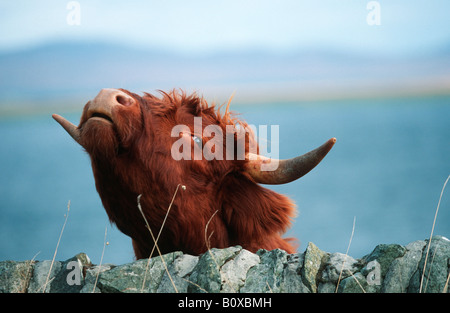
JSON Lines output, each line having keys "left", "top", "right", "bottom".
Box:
{"left": 1, "top": 0, "right": 450, "bottom": 56}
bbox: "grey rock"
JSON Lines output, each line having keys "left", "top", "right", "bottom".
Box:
{"left": 0, "top": 260, "right": 34, "bottom": 293}
{"left": 280, "top": 253, "right": 310, "bottom": 293}
{"left": 80, "top": 264, "right": 115, "bottom": 293}
{"left": 157, "top": 253, "right": 198, "bottom": 293}
{"left": 360, "top": 243, "right": 407, "bottom": 292}
{"left": 322, "top": 252, "right": 360, "bottom": 282}
{"left": 382, "top": 240, "right": 426, "bottom": 293}
{"left": 318, "top": 252, "right": 361, "bottom": 293}
{"left": 408, "top": 236, "right": 450, "bottom": 293}
{"left": 98, "top": 258, "right": 148, "bottom": 293}
{"left": 1, "top": 236, "right": 449, "bottom": 293}
{"left": 362, "top": 243, "right": 407, "bottom": 277}
{"left": 98, "top": 252, "right": 181, "bottom": 293}
{"left": 337, "top": 272, "right": 368, "bottom": 293}
{"left": 318, "top": 281, "right": 337, "bottom": 293}
{"left": 188, "top": 246, "right": 241, "bottom": 293}
{"left": 220, "top": 248, "right": 260, "bottom": 293}
{"left": 301, "top": 242, "right": 327, "bottom": 293}
{"left": 48, "top": 253, "right": 92, "bottom": 293}
{"left": 241, "top": 248, "right": 287, "bottom": 293}
{"left": 27, "top": 260, "right": 62, "bottom": 293}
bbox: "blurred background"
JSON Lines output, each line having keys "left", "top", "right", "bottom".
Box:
{"left": 0, "top": 1, "right": 449, "bottom": 265}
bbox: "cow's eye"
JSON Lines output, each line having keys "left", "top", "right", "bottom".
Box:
{"left": 192, "top": 135, "right": 202, "bottom": 146}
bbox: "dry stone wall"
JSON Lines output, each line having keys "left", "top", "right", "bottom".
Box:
{"left": 1, "top": 236, "right": 449, "bottom": 293}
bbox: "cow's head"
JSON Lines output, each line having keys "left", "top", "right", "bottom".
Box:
{"left": 53, "top": 88, "right": 336, "bottom": 259}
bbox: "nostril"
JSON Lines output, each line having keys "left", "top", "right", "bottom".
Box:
{"left": 116, "top": 94, "right": 134, "bottom": 106}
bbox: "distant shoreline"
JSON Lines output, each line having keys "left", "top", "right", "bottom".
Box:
{"left": 1, "top": 82, "right": 449, "bottom": 119}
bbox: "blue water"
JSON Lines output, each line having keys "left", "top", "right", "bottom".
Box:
{"left": 1, "top": 96, "right": 449, "bottom": 265}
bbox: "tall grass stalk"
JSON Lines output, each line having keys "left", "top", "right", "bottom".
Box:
{"left": 335, "top": 216, "right": 357, "bottom": 293}
{"left": 42, "top": 200, "right": 70, "bottom": 293}
{"left": 204, "top": 209, "right": 237, "bottom": 293}
{"left": 420, "top": 174, "right": 450, "bottom": 293}
{"left": 444, "top": 270, "right": 450, "bottom": 293}
{"left": 138, "top": 184, "right": 185, "bottom": 293}
{"left": 92, "top": 225, "right": 108, "bottom": 293}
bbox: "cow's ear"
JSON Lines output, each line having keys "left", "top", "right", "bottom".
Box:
{"left": 218, "top": 171, "right": 296, "bottom": 247}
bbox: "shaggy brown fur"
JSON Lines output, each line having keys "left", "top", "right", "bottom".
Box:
{"left": 72, "top": 89, "right": 297, "bottom": 259}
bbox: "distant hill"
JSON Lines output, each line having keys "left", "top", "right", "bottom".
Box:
{"left": 0, "top": 40, "right": 449, "bottom": 112}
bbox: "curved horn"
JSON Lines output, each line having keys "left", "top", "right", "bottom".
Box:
{"left": 52, "top": 114, "right": 82, "bottom": 144}
{"left": 245, "top": 137, "right": 336, "bottom": 185}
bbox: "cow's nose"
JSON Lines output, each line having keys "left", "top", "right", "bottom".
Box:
{"left": 96, "top": 88, "right": 135, "bottom": 107}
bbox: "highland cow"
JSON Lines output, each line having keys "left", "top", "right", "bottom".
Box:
{"left": 53, "top": 88, "right": 336, "bottom": 259}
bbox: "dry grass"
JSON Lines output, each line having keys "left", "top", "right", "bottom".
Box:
{"left": 181, "top": 276, "right": 208, "bottom": 293}
{"left": 420, "top": 174, "right": 450, "bottom": 293}
{"left": 335, "top": 216, "right": 359, "bottom": 292}
{"left": 332, "top": 174, "right": 450, "bottom": 294}
{"left": 92, "top": 225, "right": 108, "bottom": 293}
{"left": 204, "top": 210, "right": 242, "bottom": 293}
{"left": 204, "top": 210, "right": 234, "bottom": 292}
{"left": 138, "top": 184, "right": 185, "bottom": 293}
{"left": 19, "top": 252, "right": 40, "bottom": 293}
{"left": 136, "top": 188, "right": 237, "bottom": 293}
{"left": 444, "top": 268, "right": 450, "bottom": 293}
{"left": 42, "top": 200, "right": 71, "bottom": 293}
{"left": 37, "top": 174, "right": 448, "bottom": 293}
{"left": 204, "top": 210, "right": 219, "bottom": 253}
